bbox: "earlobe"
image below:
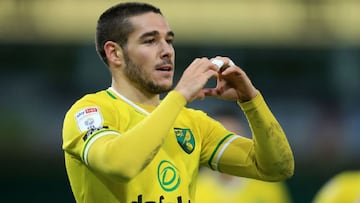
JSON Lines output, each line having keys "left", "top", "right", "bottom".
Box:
{"left": 104, "top": 41, "right": 123, "bottom": 66}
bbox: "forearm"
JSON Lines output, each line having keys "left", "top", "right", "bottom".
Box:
{"left": 239, "top": 93, "right": 294, "bottom": 181}
{"left": 87, "top": 91, "right": 186, "bottom": 181}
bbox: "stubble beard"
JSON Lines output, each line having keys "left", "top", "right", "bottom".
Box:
{"left": 123, "top": 52, "right": 173, "bottom": 95}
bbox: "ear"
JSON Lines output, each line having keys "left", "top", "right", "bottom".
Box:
{"left": 104, "top": 41, "right": 123, "bottom": 66}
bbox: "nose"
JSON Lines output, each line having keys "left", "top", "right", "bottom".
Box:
{"left": 160, "top": 40, "right": 174, "bottom": 59}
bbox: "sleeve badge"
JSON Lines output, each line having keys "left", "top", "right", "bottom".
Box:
{"left": 75, "top": 106, "right": 103, "bottom": 133}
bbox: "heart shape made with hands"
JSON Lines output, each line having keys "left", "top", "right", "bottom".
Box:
{"left": 206, "top": 59, "right": 243, "bottom": 100}
{"left": 207, "top": 58, "right": 236, "bottom": 90}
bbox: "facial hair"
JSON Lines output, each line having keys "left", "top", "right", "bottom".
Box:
{"left": 123, "top": 51, "right": 173, "bottom": 95}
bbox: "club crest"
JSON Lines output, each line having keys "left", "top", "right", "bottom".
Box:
{"left": 174, "top": 128, "right": 195, "bottom": 154}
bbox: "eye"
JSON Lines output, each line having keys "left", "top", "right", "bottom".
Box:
{"left": 144, "top": 38, "right": 156, "bottom": 44}
{"left": 166, "top": 38, "right": 174, "bottom": 45}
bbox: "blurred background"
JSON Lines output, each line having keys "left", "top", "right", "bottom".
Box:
{"left": 1, "top": 0, "right": 359, "bottom": 202}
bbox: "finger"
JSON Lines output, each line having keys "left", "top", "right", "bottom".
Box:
{"left": 202, "top": 88, "right": 220, "bottom": 97}
{"left": 210, "top": 57, "right": 236, "bottom": 72}
{"left": 211, "top": 56, "right": 234, "bottom": 66}
{"left": 204, "top": 69, "right": 219, "bottom": 81}
{"left": 192, "top": 58, "right": 219, "bottom": 74}
{"left": 197, "top": 91, "right": 206, "bottom": 100}
{"left": 220, "top": 66, "right": 244, "bottom": 77}
{"left": 210, "top": 59, "right": 224, "bottom": 69}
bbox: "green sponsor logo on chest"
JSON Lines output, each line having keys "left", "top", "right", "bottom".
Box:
{"left": 174, "top": 128, "right": 195, "bottom": 154}
{"left": 157, "top": 160, "right": 180, "bottom": 192}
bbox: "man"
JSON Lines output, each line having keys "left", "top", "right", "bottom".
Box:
{"left": 62, "top": 2, "right": 294, "bottom": 203}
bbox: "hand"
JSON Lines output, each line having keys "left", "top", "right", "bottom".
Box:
{"left": 174, "top": 57, "right": 219, "bottom": 103}
{"left": 202, "top": 56, "right": 258, "bottom": 102}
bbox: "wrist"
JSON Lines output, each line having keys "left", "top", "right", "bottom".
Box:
{"left": 168, "top": 90, "right": 188, "bottom": 105}
{"left": 237, "top": 89, "right": 259, "bottom": 103}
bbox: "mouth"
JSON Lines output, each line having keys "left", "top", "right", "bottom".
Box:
{"left": 156, "top": 63, "right": 173, "bottom": 72}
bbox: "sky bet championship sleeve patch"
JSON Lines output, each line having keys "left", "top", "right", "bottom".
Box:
{"left": 75, "top": 106, "right": 103, "bottom": 133}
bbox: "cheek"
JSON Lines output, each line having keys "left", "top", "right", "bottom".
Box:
{"left": 131, "top": 48, "right": 154, "bottom": 66}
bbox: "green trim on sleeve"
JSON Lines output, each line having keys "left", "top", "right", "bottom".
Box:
{"left": 207, "top": 133, "right": 234, "bottom": 170}
{"left": 81, "top": 129, "right": 120, "bottom": 165}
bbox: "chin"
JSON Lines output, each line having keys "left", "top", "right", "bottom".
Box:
{"left": 159, "top": 84, "right": 173, "bottom": 92}
{"left": 147, "top": 83, "right": 173, "bottom": 94}
{"left": 159, "top": 81, "right": 173, "bottom": 89}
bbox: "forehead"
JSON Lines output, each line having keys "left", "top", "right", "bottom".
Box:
{"left": 128, "top": 12, "right": 172, "bottom": 38}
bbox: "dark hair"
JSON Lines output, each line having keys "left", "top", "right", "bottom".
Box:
{"left": 95, "top": 2, "right": 162, "bottom": 65}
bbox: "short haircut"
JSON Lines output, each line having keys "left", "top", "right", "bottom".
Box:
{"left": 95, "top": 2, "right": 162, "bottom": 65}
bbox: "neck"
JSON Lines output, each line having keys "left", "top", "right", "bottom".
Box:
{"left": 111, "top": 78, "right": 160, "bottom": 106}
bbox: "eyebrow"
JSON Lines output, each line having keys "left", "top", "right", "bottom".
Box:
{"left": 139, "top": 30, "right": 175, "bottom": 39}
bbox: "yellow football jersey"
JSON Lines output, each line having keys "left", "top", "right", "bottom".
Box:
{"left": 312, "top": 171, "right": 360, "bottom": 203}
{"left": 63, "top": 87, "right": 290, "bottom": 203}
{"left": 63, "top": 88, "right": 246, "bottom": 202}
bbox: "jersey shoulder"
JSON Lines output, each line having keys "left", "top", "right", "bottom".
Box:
{"left": 72, "top": 90, "right": 114, "bottom": 108}
{"left": 180, "top": 106, "right": 212, "bottom": 121}
{"left": 65, "top": 90, "right": 121, "bottom": 120}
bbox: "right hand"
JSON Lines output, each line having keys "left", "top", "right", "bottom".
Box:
{"left": 174, "top": 57, "right": 219, "bottom": 103}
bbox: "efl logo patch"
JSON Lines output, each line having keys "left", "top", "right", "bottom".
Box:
{"left": 75, "top": 106, "right": 103, "bottom": 132}
{"left": 174, "top": 128, "right": 195, "bottom": 154}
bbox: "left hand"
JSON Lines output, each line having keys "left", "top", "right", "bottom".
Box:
{"left": 202, "top": 56, "right": 258, "bottom": 102}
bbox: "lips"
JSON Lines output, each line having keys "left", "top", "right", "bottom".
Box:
{"left": 156, "top": 63, "right": 173, "bottom": 72}
{"left": 157, "top": 66, "right": 171, "bottom": 71}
